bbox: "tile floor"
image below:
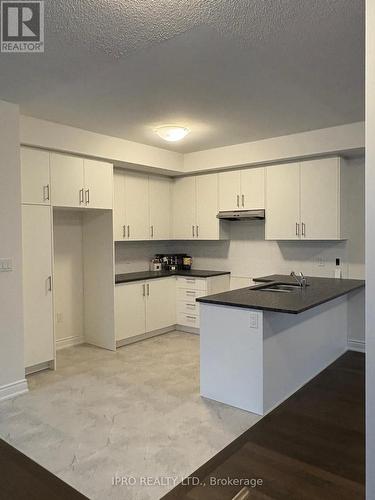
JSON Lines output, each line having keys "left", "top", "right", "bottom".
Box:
{"left": 0, "top": 331, "right": 260, "bottom": 499}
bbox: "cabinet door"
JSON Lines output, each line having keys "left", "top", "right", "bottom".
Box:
{"left": 21, "top": 148, "right": 50, "bottom": 205}
{"left": 218, "top": 171, "right": 241, "bottom": 211}
{"left": 300, "top": 158, "right": 339, "bottom": 240}
{"left": 265, "top": 163, "right": 300, "bottom": 240}
{"left": 22, "top": 205, "right": 54, "bottom": 368}
{"left": 124, "top": 172, "right": 150, "bottom": 240}
{"left": 115, "top": 282, "right": 146, "bottom": 341}
{"left": 196, "top": 173, "right": 219, "bottom": 239}
{"left": 146, "top": 278, "right": 176, "bottom": 332}
{"left": 50, "top": 153, "right": 84, "bottom": 208}
{"left": 172, "top": 176, "right": 197, "bottom": 239}
{"left": 113, "top": 169, "right": 126, "bottom": 241}
{"left": 149, "top": 176, "right": 171, "bottom": 240}
{"left": 240, "top": 167, "right": 265, "bottom": 210}
{"left": 84, "top": 160, "right": 113, "bottom": 209}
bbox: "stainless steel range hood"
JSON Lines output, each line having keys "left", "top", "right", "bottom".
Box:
{"left": 217, "top": 209, "right": 265, "bottom": 221}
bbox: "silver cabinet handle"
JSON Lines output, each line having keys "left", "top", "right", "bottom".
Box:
{"left": 147, "top": 284, "right": 150, "bottom": 296}
{"left": 192, "top": 225, "right": 195, "bottom": 238}
{"left": 127, "top": 225, "right": 130, "bottom": 238}
{"left": 302, "top": 222, "right": 306, "bottom": 237}
{"left": 296, "top": 222, "right": 299, "bottom": 236}
{"left": 186, "top": 316, "right": 196, "bottom": 320}
{"left": 43, "top": 184, "right": 50, "bottom": 202}
{"left": 123, "top": 225, "right": 126, "bottom": 238}
{"left": 186, "top": 291, "right": 196, "bottom": 296}
{"left": 237, "top": 194, "right": 240, "bottom": 208}
{"left": 85, "top": 189, "right": 90, "bottom": 205}
{"left": 47, "top": 276, "right": 52, "bottom": 291}
{"left": 142, "top": 284, "right": 146, "bottom": 296}
{"left": 79, "top": 188, "right": 84, "bottom": 204}
{"left": 196, "top": 225, "right": 199, "bottom": 238}
{"left": 242, "top": 194, "right": 245, "bottom": 207}
{"left": 150, "top": 225, "right": 154, "bottom": 238}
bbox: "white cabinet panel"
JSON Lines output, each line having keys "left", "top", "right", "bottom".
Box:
{"left": 115, "top": 282, "right": 146, "bottom": 341}
{"left": 50, "top": 153, "right": 84, "bottom": 208}
{"left": 113, "top": 169, "right": 126, "bottom": 241}
{"left": 21, "top": 148, "right": 50, "bottom": 205}
{"left": 265, "top": 163, "right": 300, "bottom": 240}
{"left": 241, "top": 167, "right": 265, "bottom": 210}
{"left": 84, "top": 160, "right": 113, "bottom": 209}
{"left": 219, "top": 170, "right": 241, "bottom": 211}
{"left": 300, "top": 158, "right": 339, "bottom": 240}
{"left": 124, "top": 172, "right": 150, "bottom": 240}
{"left": 149, "top": 176, "right": 171, "bottom": 240}
{"left": 196, "top": 173, "right": 220, "bottom": 240}
{"left": 172, "top": 176, "right": 196, "bottom": 239}
{"left": 22, "top": 205, "right": 54, "bottom": 368}
{"left": 146, "top": 278, "right": 176, "bottom": 331}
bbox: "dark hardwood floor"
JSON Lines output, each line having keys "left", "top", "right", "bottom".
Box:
{"left": 0, "top": 352, "right": 364, "bottom": 500}
{"left": 163, "top": 351, "right": 365, "bottom": 500}
{"left": 0, "top": 438, "right": 87, "bottom": 500}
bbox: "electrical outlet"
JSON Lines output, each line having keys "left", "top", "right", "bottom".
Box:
{"left": 316, "top": 257, "right": 325, "bottom": 267}
{"left": 249, "top": 312, "right": 258, "bottom": 329}
{"left": 0, "top": 258, "right": 13, "bottom": 272}
{"left": 56, "top": 313, "right": 63, "bottom": 323}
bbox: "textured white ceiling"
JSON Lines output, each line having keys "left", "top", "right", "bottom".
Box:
{"left": 0, "top": 0, "right": 364, "bottom": 153}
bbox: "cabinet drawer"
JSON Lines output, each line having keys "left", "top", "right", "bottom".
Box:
{"left": 177, "top": 312, "right": 200, "bottom": 328}
{"left": 177, "top": 300, "right": 200, "bottom": 317}
{"left": 176, "top": 288, "right": 206, "bottom": 302}
{"left": 176, "top": 276, "right": 207, "bottom": 291}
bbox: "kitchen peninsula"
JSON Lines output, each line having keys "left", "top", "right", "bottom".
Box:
{"left": 197, "top": 275, "right": 365, "bottom": 415}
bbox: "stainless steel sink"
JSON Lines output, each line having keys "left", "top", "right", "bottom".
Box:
{"left": 251, "top": 283, "right": 303, "bottom": 293}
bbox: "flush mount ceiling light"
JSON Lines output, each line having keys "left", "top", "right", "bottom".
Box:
{"left": 155, "top": 125, "right": 190, "bottom": 142}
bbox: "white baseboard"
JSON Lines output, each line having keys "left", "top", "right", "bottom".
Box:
{"left": 0, "top": 379, "right": 28, "bottom": 402}
{"left": 56, "top": 335, "right": 84, "bottom": 350}
{"left": 348, "top": 339, "right": 365, "bottom": 353}
{"left": 116, "top": 325, "right": 175, "bottom": 348}
{"left": 176, "top": 324, "right": 200, "bottom": 335}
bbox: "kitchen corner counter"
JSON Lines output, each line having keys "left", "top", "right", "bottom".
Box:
{"left": 115, "top": 270, "right": 230, "bottom": 284}
{"left": 197, "top": 274, "right": 365, "bottom": 314}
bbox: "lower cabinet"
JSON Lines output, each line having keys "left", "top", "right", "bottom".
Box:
{"left": 22, "top": 205, "right": 54, "bottom": 369}
{"left": 115, "top": 277, "right": 176, "bottom": 343}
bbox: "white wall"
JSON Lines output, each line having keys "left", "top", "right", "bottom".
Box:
{"left": 53, "top": 210, "right": 84, "bottom": 345}
{"left": 366, "top": 0, "right": 375, "bottom": 497}
{"left": 0, "top": 100, "right": 26, "bottom": 399}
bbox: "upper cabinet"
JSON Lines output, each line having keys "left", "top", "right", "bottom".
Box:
{"left": 50, "top": 153, "right": 113, "bottom": 209}
{"left": 21, "top": 148, "right": 51, "bottom": 205}
{"left": 149, "top": 176, "right": 172, "bottom": 240}
{"left": 219, "top": 167, "right": 265, "bottom": 211}
{"left": 172, "top": 173, "right": 228, "bottom": 240}
{"left": 114, "top": 170, "right": 172, "bottom": 241}
{"left": 265, "top": 157, "right": 348, "bottom": 240}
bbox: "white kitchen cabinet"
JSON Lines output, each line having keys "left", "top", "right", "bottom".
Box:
{"left": 146, "top": 278, "right": 176, "bottom": 331}
{"left": 83, "top": 159, "right": 113, "bottom": 210}
{"left": 173, "top": 173, "right": 228, "bottom": 240}
{"left": 113, "top": 169, "right": 127, "bottom": 240}
{"left": 51, "top": 153, "right": 113, "bottom": 209}
{"left": 22, "top": 205, "right": 54, "bottom": 369}
{"left": 265, "top": 157, "right": 348, "bottom": 240}
{"left": 115, "top": 281, "right": 146, "bottom": 341}
{"left": 265, "top": 162, "right": 300, "bottom": 240}
{"left": 123, "top": 172, "right": 150, "bottom": 240}
{"left": 218, "top": 170, "right": 241, "bottom": 211}
{"left": 300, "top": 158, "right": 340, "bottom": 240}
{"left": 172, "top": 176, "right": 197, "bottom": 239}
{"left": 241, "top": 167, "right": 265, "bottom": 210}
{"left": 50, "top": 153, "right": 84, "bottom": 208}
{"left": 21, "top": 148, "right": 51, "bottom": 205}
{"left": 219, "top": 167, "right": 265, "bottom": 211}
{"left": 149, "top": 176, "right": 171, "bottom": 240}
{"left": 196, "top": 174, "right": 221, "bottom": 240}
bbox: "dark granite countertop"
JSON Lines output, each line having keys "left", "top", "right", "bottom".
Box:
{"left": 115, "top": 270, "right": 230, "bottom": 284}
{"left": 196, "top": 274, "right": 365, "bottom": 314}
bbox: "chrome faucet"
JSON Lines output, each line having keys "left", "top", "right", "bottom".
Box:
{"left": 290, "top": 271, "right": 307, "bottom": 287}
